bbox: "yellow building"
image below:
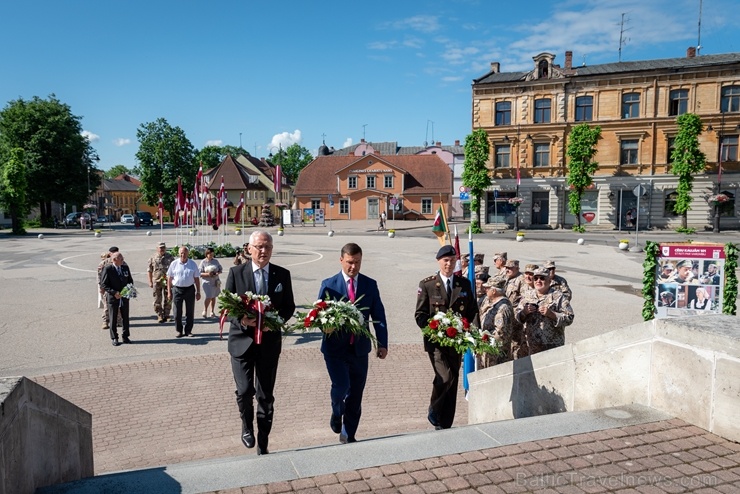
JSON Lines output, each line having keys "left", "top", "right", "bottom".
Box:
{"left": 472, "top": 49, "right": 740, "bottom": 230}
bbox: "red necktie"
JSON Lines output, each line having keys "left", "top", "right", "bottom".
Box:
{"left": 348, "top": 278, "right": 356, "bottom": 344}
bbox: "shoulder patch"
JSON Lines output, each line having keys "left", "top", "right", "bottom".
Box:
{"left": 421, "top": 275, "right": 437, "bottom": 283}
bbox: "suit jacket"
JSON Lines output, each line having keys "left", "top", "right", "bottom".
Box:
{"left": 225, "top": 261, "right": 295, "bottom": 358}
{"left": 415, "top": 273, "right": 479, "bottom": 353}
{"left": 100, "top": 263, "right": 134, "bottom": 301}
{"left": 317, "top": 272, "right": 388, "bottom": 356}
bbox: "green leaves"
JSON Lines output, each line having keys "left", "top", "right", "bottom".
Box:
{"left": 462, "top": 129, "right": 492, "bottom": 229}
{"left": 670, "top": 113, "right": 706, "bottom": 228}
{"left": 566, "top": 124, "right": 601, "bottom": 226}
{"left": 642, "top": 241, "right": 660, "bottom": 321}
{"left": 723, "top": 243, "right": 738, "bottom": 316}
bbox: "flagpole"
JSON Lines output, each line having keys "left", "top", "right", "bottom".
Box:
{"left": 439, "top": 199, "right": 452, "bottom": 246}
{"left": 462, "top": 226, "right": 476, "bottom": 397}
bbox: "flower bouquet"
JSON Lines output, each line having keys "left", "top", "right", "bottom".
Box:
{"left": 217, "top": 290, "right": 285, "bottom": 341}
{"left": 708, "top": 193, "right": 729, "bottom": 205}
{"left": 120, "top": 283, "right": 138, "bottom": 299}
{"left": 292, "top": 297, "right": 377, "bottom": 347}
{"left": 422, "top": 309, "right": 500, "bottom": 355}
{"left": 508, "top": 197, "right": 524, "bottom": 207}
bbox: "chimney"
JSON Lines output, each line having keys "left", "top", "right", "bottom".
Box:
{"left": 360, "top": 138, "right": 366, "bottom": 143}
{"left": 490, "top": 62, "right": 500, "bottom": 73}
{"left": 454, "top": 140, "right": 460, "bottom": 146}
{"left": 436, "top": 141, "right": 441, "bottom": 147}
{"left": 687, "top": 46, "right": 696, "bottom": 58}
{"left": 565, "top": 51, "right": 573, "bottom": 70}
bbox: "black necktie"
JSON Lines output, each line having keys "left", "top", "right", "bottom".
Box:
{"left": 446, "top": 278, "right": 452, "bottom": 300}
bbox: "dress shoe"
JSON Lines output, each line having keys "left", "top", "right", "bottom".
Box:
{"left": 257, "top": 446, "right": 269, "bottom": 455}
{"left": 339, "top": 433, "right": 356, "bottom": 444}
{"left": 330, "top": 414, "right": 342, "bottom": 434}
{"left": 187, "top": 333, "right": 195, "bottom": 337}
{"left": 427, "top": 409, "right": 441, "bottom": 429}
{"left": 241, "top": 430, "right": 256, "bottom": 448}
{"left": 111, "top": 339, "right": 120, "bottom": 347}
{"left": 176, "top": 332, "right": 184, "bottom": 338}
{"left": 122, "top": 337, "right": 132, "bottom": 344}
{"left": 102, "top": 323, "right": 109, "bottom": 329}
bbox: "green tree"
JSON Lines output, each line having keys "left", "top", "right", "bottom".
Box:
{"left": 566, "top": 124, "right": 602, "bottom": 230}
{"left": 104, "top": 164, "right": 132, "bottom": 179}
{"left": 0, "top": 147, "right": 28, "bottom": 234}
{"left": 670, "top": 113, "right": 706, "bottom": 230}
{"left": 194, "top": 145, "right": 224, "bottom": 171}
{"left": 0, "top": 95, "right": 100, "bottom": 224}
{"left": 134, "top": 118, "right": 196, "bottom": 212}
{"left": 220, "top": 145, "right": 248, "bottom": 158}
{"left": 462, "top": 129, "right": 492, "bottom": 233}
{"left": 270, "top": 143, "right": 313, "bottom": 182}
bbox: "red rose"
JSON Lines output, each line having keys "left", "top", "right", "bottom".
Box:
{"left": 304, "top": 317, "right": 312, "bottom": 327}
{"left": 429, "top": 320, "right": 439, "bottom": 330}
{"left": 462, "top": 317, "right": 470, "bottom": 329}
{"left": 482, "top": 334, "right": 489, "bottom": 342}
{"left": 240, "top": 295, "right": 250, "bottom": 303}
{"left": 309, "top": 309, "right": 319, "bottom": 319}
{"left": 316, "top": 301, "right": 328, "bottom": 310}
{"left": 446, "top": 327, "right": 457, "bottom": 338}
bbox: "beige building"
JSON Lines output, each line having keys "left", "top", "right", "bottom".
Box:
{"left": 472, "top": 49, "right": 740, "bottom": 230}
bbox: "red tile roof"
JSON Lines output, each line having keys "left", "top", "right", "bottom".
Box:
{"left": 293, "top": 154, "right": 451, "bottom": 197}
{"left": 205, "top": 155, "right": 266, "bottom": 191}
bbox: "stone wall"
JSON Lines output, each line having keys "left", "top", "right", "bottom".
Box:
{"left": 0, "top": 377, "right": 93, "bottom": 494}
{"left": 468, "top": 314, "right": 740, "bottom": 442}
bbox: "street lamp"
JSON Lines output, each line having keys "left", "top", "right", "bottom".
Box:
{"left": 268, "top": 145, "right": 285, "bottom": 228}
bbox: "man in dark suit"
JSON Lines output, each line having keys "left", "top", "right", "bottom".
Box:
{"left": 415, "top": 245, "right": 479, "bottom": 430}
{"left": 318, "top": 242, "right": 388, "bottom": 444}
{"left": 225, "top": 230, "right": 295, "bottom": 455}
{"left": 100, "top": 252, "right": 135, "bottom": 346}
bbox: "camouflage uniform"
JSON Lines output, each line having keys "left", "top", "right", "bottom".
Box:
{"left": 234, "top": 250, "right": 250, "bottom": 266}
{"left": 479, "top": 297, "right": 514, "bottom": 368}
{"left": 515, "top": 286, "right": 574, "bottom": 355}
{"left": 505, "top": 273, "right": 526, "bottom": 307}
{"left": 147, "top": 251, "right": 175, "bottom": 321}
{"left": 505, "top": 272, "right": 528, "bottom": 359}
{"left": 550, "top": 274, "right": 572, "bottom": 301}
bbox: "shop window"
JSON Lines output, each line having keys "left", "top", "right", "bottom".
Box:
{"left": 575, "top": 96, "right": 593, "bottom": 122}
{"left": 495, "top": 101, "right": 511, "bottom": 126}
{"left": 718, "top": 190, "right": 736, "bottom": 217}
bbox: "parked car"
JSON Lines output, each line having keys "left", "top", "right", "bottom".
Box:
{"left": 136, "top": 211, "right": 154, "bottom": 226}
{"left": 64, "top": 212, "right": 94, "bottom": 226}
{"left": 120, "top": 214, "right": 135, "bottom": 224}
{"left": 97, "top": 215, "right": 110, "bottom": 223}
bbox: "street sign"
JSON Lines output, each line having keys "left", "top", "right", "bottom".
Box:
{"left": 493, "top": 190, "right": 499, "bottom": 199}
{"left": 459, "top": 192, "right": 469, "bottom": 200}
{"left": 390, "top": 197, "right": 398, "bottom": 205}
{"left": 633, "top": 184, "right": 647, "bottom": 197}
{"left": 328, "top": 194, "right": 334, "bottom": 207}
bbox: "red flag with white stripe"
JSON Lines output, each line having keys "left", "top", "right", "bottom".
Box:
{"left": 234, "top": 192, "right": 245, "bottom": 223}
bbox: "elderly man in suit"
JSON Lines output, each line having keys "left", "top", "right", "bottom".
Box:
{"left": 318, "top": 242, "right": 388, "bottom": 444}
{"left": 415, "top": 245, "right": 479, "bottom": 430}
{"left": 100, "top": 252, "right": 134, "bottom": 346}
{"left": 225, "top": 230, "right": 295, "bottom": 455}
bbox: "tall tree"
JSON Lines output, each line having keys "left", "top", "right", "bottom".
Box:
{"left": 670, "top": 113, "right": 706, "bottom": 230}
{"left": 0, "top": 147, "right": 28, "bottom": 234}
{"left": 462, "top": 128, "right": 492, "bottom": 233}
{"left": 0, "top": 95, "right": 99, "bottom": 224}
{"left": 134, "top": 118, "right": 196, "bottom": 212}
{"left": 270, "top": 143, "right": 313, "bottom": 182}
{"left": 193, "top": 145, "right": 224, "bottom": 171}
{"left": 104, "top": 164, "right": 132, "bottom": 179}
{"left": 566, "top": 124, "right": 602, "bottom": 230}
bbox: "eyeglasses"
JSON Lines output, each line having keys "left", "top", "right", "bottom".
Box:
{"left": 533, "top": 276, "right": 548, "bottom": 281}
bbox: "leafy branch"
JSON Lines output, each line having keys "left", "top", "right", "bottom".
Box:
{"left": 642, "top": 241, "right": 660, "bottom": 321}
{"left": 724, "top": 243, "right": 738, "bottom": 316}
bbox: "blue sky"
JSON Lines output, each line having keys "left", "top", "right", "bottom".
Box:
{"left": 1, "top": 0, "right": 738, "bottom": 171}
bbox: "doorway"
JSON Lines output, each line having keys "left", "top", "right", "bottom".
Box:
{"left": 368, "top": 198, "right": 379, "bottom": 219}
{"left": 531, "top": 191, "right": 549, "bottom": 226}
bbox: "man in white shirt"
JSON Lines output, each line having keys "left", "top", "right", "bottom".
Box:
{"left": 167, "top": 246, "right": 201, "bottom": 337}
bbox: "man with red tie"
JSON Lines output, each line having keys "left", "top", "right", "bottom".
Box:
{"left": 317, "top": 243, "right": 388, "bottom": 444}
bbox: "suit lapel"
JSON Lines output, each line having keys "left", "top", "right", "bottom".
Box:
{"left": 243, "top": 261, "right": 255, "bottom": 293}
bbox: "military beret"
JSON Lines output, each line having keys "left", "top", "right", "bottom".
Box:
{"left": 676, "top": 260, "right": 693, "bottom": 269}
{"left": 493, "top": 252, "right": 507, "bottom": 260}
{"left": 544, "top": 260, "right": 556, "bottom": 269}
{"left": 524, "top": 263, "right": 538, "bottom": 273}
{"left": 436, "top": 245, "right": 456, "bottom": 259}
{"left": 108, "top": 246, "right": 119, "bottom": 253}
{"left": 505, "top": 259, "right": 519, "bottom": 269}
{"left": 533, "top": 267, "right": 550, "bottom": 277}
{"left": 483, "top": 278, "right": 506, "bottom": 289}
{"left": 474, "top": 253, "right": 485, "bottom": 263}
{"left": 475, "top": 272, "right": 490, "bottom": 281}
{"left": 158, "top": 242, "right": 166, "bottom": 248}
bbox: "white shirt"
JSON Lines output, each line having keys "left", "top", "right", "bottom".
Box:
{"left": 167, "top": 259, "right": 200, "bottom": 287}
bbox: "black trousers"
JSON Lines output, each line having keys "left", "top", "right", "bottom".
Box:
{"left": 230, "top": 332, "right": 282, "bottom": 449}
{"left": 107, "top": 297, "right": 130, "bottom": 341}
{"left": 427, "top": 345, "right": 462, "bottom": 429}
{"left": 172, "top": 285, "right": 195, "bottom": 335}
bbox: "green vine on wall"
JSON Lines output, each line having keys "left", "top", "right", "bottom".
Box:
{"left": 723, "top": 243, "right": 738, "bottom": 316}
{"left": 642, "top": 241, "right": 660, "bottom": 321}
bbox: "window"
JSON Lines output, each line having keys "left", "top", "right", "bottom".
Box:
{"left": 534, "top": 98, "right": 551, "bottom": 123}
{"left": 622, "top": 92, "right": 640, "bottom": 119}
{"left": 664, "top": 190, "right": 679, "bottom": 217}
{"left": 721, "top": 86, "right": 740, "bottom": 113}
{"left": 575, "top": 96, "right": 593, "bottom": 122}
{"left": 366, "top": 175, "right": 376, "bottom": 189}
{"left": 348, "top": 176, "right": 357, "bottom": 189}
{"left": 721, "top": 136, "right": 738, "bottom": 162}
{"left": 311, "top": 199, "right": 321, "bottom": 210}
{"left": 495, "top": 101, "right": 511, "bottom": 125}
{"left": 669, "top": 89, "right": 688, "bottom": 116}
{"left": 534, "top": 143, "right": 550, "bottom": 167}
{"left": 384, "top": 175, "right": 393, "bottom": 188}
{"left": 495, "top": 144, "right": 510, "bottom": 168}
{"left": 339, "top": 199, "right": 349, "bottom": 214}
{"left": 421, "top": 198, "right": 432, "bottom": 214}
{"left": 718, "top": 190, "right": 735, "bottom": 217}
{"left": 620, "top": 139, "right": 639, "bottom": 165}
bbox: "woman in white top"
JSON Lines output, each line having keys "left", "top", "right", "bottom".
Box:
{"left": 199, "top": 247, "right": 223, "bottom": 317}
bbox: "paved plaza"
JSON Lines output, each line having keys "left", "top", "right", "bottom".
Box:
{"left": 2, "top": 221, "right": 739, "bottom": 492}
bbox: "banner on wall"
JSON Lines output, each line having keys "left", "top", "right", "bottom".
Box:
{"left": 655, "top": 243, "right": 725, "bottom": 318}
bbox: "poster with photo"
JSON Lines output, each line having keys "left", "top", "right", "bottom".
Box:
{"left": 314, "top": 208, "right": 325, "bottom": 225}
{"left": 655, "top": 243, "right": 725, "bottom": 318}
